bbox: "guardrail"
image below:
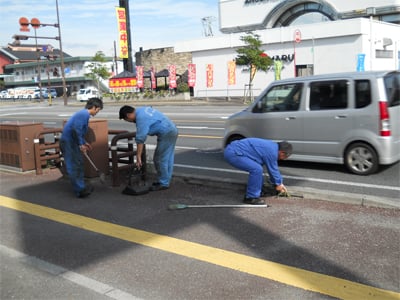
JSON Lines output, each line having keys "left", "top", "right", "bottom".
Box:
{"left": 33, "top": 128, "right": 63, "bottom": 175}
{"left": 109, "top": 130, "right": 146, "bottom": 187}
{"left": 33, "top": 128, "right": 146, "bottom": 187}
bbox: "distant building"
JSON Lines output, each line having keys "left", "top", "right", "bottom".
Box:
{"left": 0, "top": 44, "right": 119, "bottom": 95}
{"left": 172, "top": 0, "right": 400, "bottom": 98}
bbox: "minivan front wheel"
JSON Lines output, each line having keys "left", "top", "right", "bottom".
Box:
{"left": 344, "top": 143, "right": 379, "bottom": 175}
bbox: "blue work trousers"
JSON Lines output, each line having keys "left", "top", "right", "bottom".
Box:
{"left": 224, "top": 145, "right": 264, "bottom": 198}
{"left": 154, "top": 126, "right": 178, "bottom": 186}
{"left": 60, "top": 140, "right": 85, "bottom": 196}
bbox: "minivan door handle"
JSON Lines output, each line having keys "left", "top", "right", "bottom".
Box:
{"left": 335, "top": 115, "right": 347, "bottom": 119}
{"left": 285, "top": 116, "right": 296, "bottom": 120}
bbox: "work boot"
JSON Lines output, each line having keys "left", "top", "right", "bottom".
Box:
{"left": 149, "top": 184, "right": 169, "bottom": 191}
{"left": 78, "top": 185, "right": 94, "bottom": 198}
{"left": 243, "top": 197, "right": 265, "bottom": 205}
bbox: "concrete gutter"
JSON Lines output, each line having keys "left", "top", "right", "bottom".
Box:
{"left": 174, "top": 173, "right": 400, "bottom": 210}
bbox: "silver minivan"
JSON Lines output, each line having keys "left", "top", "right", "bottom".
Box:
{"left": 223, "top": 71, "right": 400, "bottom": 175}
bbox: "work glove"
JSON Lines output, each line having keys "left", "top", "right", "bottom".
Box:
{"left": 277, "top": 190, "right": 291, "bottom": 197}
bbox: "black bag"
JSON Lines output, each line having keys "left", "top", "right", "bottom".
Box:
{"left": 122, "top": 166, "right": 150, "bottom": 196}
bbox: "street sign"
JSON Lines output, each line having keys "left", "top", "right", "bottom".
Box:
{"left": 19, "top": 17, "right": 30, "bottom": 32}
{"left": 294, "top": 29, "right": 301, "bottom": 43}
{"left": 30, "top": 18, "right": 41, "bottom": 29}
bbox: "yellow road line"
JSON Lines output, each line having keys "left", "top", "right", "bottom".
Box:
{"left": 1, "top": 195, "right": 398, "bottom": 300}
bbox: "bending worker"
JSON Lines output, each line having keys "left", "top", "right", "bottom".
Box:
{"left": 60, "top": 97, "right": 103, "bottom": 198}
{"left": 119, "top": 105, "right": 178, "bottom": 191}
{"left": 224, "top": 138, "right": 292, "bottom": 205}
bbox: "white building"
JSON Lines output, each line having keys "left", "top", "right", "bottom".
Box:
{"left": 3, "top": 56, "right": 123, "bottom": 95}
{"left": 175, "top": 0, "right": 400, "bottom": 98}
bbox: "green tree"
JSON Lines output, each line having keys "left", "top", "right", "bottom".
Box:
{"left": 235, "top": 32, "right": 273, "bottom": 101}
{"left": 85, "top": 51, "right": 111, "bottom": 91}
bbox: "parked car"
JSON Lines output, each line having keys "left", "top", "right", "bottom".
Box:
{"left": 33, "top": 88, "right": 47, "bottom": 99}
{"left": 76, "top": 88, "right": 100, "bottom": 101}
{"left": 223, "top": 70, "right": 400, "bottom": 175}
{"left": 43, "top": 88, "right": 57, "bottom": 98}
{"left": 0, "top": 90, "right": 9, "bottom": 99}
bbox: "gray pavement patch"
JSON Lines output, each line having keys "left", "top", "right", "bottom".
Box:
{"left": 173, "top": 172, "right": 400, "bottom": 209}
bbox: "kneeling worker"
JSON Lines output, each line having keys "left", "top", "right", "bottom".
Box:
{"left": 224, "top": 138, "right": 292, "bottom": 205}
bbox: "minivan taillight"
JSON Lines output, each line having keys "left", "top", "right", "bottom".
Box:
{"left": 379, "top": 101, "right": 391, "bottom": 136}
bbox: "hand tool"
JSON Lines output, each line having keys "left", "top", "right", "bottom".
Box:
{"left": 83, "top": 151, "right": 106, "bottom": 184}
{"left": 168, "top": 203, "right": 268, "bottom": 210}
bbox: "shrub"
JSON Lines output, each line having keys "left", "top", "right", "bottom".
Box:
{"left": 177, "top": 82, "right": 189, "bottom": 93}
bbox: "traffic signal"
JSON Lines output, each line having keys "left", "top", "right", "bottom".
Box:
{"left": 53, "top": 67, "right": 59, "bottom": 76}
{"left": 47, "top": 55, "right": 58, "bottom": 60}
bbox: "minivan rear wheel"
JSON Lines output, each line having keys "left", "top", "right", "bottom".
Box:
{"left": 344, "top": 143, "right": 379, "bottom": 175}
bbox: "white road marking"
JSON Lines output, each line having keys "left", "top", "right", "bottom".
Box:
{"left": 0, "top": 112, "right": 28, "bottom": 117}
{"left": 177, "top": 126, "right": 224, "bottom": 130}
{"left": 173, "top": 164, "right": 400, "bottom": 191}
{"left": 0, "top": 244, "right": 141, "bottom": 300}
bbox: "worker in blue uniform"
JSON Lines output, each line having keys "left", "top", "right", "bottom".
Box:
{"left": 60, "top": 98, "right": 103, "bottom": 198}
{"left": 224, "top": 138, "right": 292, "bottom": 205}
{"left": 119, "top": 105, "right": 178, "bottom": 191}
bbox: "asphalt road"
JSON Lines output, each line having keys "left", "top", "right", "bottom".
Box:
{"left": 0, "top": 100, "right": 399, "bottom": 205}
{"left": 1, "top": 99, "right": 399, "bottom": 299}
{"left": 0, "top": 168, "right": 399, "bottom": 300}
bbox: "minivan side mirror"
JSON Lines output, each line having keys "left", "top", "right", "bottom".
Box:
{"left": 252, "top": 101, "right": 263, "bottom": 113}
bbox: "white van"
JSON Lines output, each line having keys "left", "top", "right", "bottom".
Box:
{"left": 76, "top": 88, "right": 100, "bottom": 102}
{"left": 224, "top": 70, "right": 400, "bottom": 175}
{"left": 8, "top": 87, "right": 37, "bottom": 99}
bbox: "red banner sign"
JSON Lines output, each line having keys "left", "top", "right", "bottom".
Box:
{"left": 206, "top": 64, "right": 213, "bottom": 88}
{"left": 136, "top": 66, "right": 144, "bottom": 88}
{"left": 228, "top": 61, "right": 236, "bottom": 85}
{"left": 168, "top": 65, "right": 177, "bottom": 89}
{"left": 188, "top": 63, "right": 196, "bottom": 87}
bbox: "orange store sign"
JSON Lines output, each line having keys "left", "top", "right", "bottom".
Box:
{"left": 109, "top": 77, "right": 137, "bottom": 88}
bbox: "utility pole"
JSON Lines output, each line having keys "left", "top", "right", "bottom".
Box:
{"left": 56, "top": 0, "right": 68, "bottom": 105}
{"left": 17, "top": 7, "right": 67, "bottom": 105}
{"left": 114, "top": 40, "right": 119, "bottom": 75}
{"left": 33, "top": 27, "right": 43, "bottom": 102}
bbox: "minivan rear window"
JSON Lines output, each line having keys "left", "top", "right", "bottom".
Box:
{"left": 310, "top": 80, "right": 348, "bottom": 110}
{"left": 355, "top": 80, "right": 371, "bottom": 109}
{"left": 384, "top": 72, "right": 400, "bottom": 107}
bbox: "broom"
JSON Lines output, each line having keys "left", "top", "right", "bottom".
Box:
{"left": 83, "top": 152, "right": 106, "bottom": 184}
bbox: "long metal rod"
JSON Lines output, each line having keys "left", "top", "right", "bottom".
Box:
{"left": 34, "top": 28, "right": 43, "bottom": 102}
{"left": 56, "top": 0, "right": 68, "bottom": 106}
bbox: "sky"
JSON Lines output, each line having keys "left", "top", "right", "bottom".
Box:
{"left": 0, "top": 0, "right": 220, "bottom": 57}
